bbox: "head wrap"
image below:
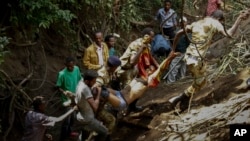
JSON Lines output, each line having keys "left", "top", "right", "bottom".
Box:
{"left": 108, "top": 56, "right": 121, "bottom": 67}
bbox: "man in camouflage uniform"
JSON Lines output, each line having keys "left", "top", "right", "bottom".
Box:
{"left": 116, "top": 27, "right": 159, "bottom": 112}
{"left": 93, "top": 56, "right": 122, "bottom": 134}
{"left": 169, "top": 10, "right": 250, "bottom": 112}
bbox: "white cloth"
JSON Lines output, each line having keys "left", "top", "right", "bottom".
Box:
{"left": 96, "top": 46, "right": 104, "bottom": 66}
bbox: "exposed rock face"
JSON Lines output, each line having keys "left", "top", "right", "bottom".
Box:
{"left": 114, "top": 68, "right": 250, "bottom": 141}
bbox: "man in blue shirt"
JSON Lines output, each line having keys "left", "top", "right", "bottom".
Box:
{"left": 156, "top": 0, "right": 177, "bottom": 44}
{"left": 151, "top": 34, "right": 172, "bottom": 57}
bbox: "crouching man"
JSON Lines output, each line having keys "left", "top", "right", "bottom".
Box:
{"left": 21, "top": 96, "right": 77, "bottom": 141}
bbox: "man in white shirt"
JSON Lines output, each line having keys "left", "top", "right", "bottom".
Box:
{"left": 74, "top": 70, "right": 110, "bottom": 141}
{"left": 83, "top": 31, "right": 109, "bottom": 70}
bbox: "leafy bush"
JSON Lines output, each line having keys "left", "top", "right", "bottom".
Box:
{"left": 11, "top": 0, "right": 76, "bottom": 29}
{"left": 0, "top": 29, "right": 10, "bottom": 65}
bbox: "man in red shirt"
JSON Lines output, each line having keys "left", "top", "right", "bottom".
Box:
{"left": 206, "top": 0, "right": 223, "bottom": 16}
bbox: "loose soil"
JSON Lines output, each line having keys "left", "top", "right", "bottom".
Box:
{"left": 111, "top": 69, "right": 250, "bottom": 141}
{"left": 1, "top": 19, "right": 250, "bottom": 140}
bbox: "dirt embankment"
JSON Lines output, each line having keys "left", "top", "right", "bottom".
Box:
{"left": 112, "top": 68, "right": 250, "bottom": 141}
{"left": 1, "top": 10, "right": 250, "bottom": 140}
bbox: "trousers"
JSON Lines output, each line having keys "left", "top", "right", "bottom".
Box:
{"left": 184, "top": 54, "right": 207, "bottom": 96}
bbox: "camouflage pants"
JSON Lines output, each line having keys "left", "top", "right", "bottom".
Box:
{"left": 96, "top": 108, "right": 116, "bottom": 134}
{"left": 184, "top": 55, "right": 207, "bottom": 96}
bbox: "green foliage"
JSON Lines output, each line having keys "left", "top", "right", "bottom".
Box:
{"left": 12, "top": 0, "right": 76, "bottom": 29}
{"left": 0, "top": 29, "right": 10, "bottom": 65}
{"left": 7, "top": 0, "right": 184, "bottom": 51}
{"left": 119, "top": 0, "right": 140, "bottom": 31}
{"left": 172, "top": 0, "right": 184, "bottom": 14}
{"left": 74, "top": 0, "right": 160, "bottom": 35}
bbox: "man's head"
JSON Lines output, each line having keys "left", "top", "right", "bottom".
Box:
{"left": 107, "top": 56, "right": 121, "bottom": 73}
{"left": 211, "top": 10, "right": 224, "bottom": 22}
{"left": 142, "top": 27, "right": 155, "bottom": 43}
{"left": 83, "top": 70, "right": 99, "bottom": 87}
{"left": 65, "top": 57, "right": 75, "bottom": 72}
{"left": 105, "top": 35, "right": 116, "bottom": 48}
{"left": 164, "top": 0, "right": 172, "bottom": 11}
{"left": 33, "top": 96, "right": 46, "bottom": 112}
{"left": 93, "top": 31, "right": 103, "bottom": 46}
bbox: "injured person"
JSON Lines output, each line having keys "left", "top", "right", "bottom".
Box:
{"left": 100, "top": 51, "right": 177, "bottom": 111}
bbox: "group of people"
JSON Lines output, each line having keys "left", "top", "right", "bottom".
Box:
{"left": 153, "top": 0, "right": 190, "bottom": 84}
{"left": 153, "top": 0, "right": 226, "bottom": 84}
{"left": 21, "top": 0, "right": 249, "bottom": 140}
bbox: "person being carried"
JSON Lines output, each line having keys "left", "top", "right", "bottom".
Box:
{"left": 116, "top": 27, "right": 159, "bottom": 112}
{"left": 99, "top": 51, "right": 177, "bottom": 112}
{"left": 93, "top": 56, "right": 122, "bottom": 134}
{"left": 168, "top": 9, "right": 250, "bottom": 112}
{"left": 21, "top": 96, "right": 77, "bottom": 141}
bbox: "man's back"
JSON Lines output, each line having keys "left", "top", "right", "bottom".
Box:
{"left": 175, "top": 33, "right": 191, "bottom": 53}
{"left": 75, "top": 81, "right": 95, "bottom": 123}
{"left": 186, "top": 17, "right": 224, "bottom": 57}
{"left": 119, "top": 38, "right": 143, "bottom": 68}
{"left": 151, "top": 34, "right": 171, "bottom": 56}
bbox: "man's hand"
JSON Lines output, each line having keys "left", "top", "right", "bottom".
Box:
{"left": 64, "top": 90, "right": 74, "bottom": 98}
{"left": 99, "top": 64, "right": 105, "bottom": 69}
{"left": 43, "top": 121, "right": 55, "bottom": 127}
{"left": 167, "top": 51, "right": 178, "bottom": 60}
{"left": 91, "top": 87, "right": 100, "bottom": 99}
{"left": 100, "top": 86, "right": 110, "bottom": 99}
{"left": 45, "top": 133, "right": 53, "bottom": 141}
{"left": 239, "top": 9, "right": 250, "bottom": 21}
{"left": 73, "top": 105, "right": 78, "bottom": 111}
{"left": 174, "top": 52, "right": 182, "bottom": 56}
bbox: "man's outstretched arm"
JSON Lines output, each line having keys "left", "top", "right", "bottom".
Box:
{"left": 225, "top": 9, "right": 250, "bottom": 37}
{"left": 172, "top": 29, "right": 185, "bottom": 51}
{"left": 43, "top": 106, "right": 78, "bottom": 126}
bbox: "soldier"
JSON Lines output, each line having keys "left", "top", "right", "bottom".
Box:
{"left": 168, "top": 10, "right": 250, "bottom": 112}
